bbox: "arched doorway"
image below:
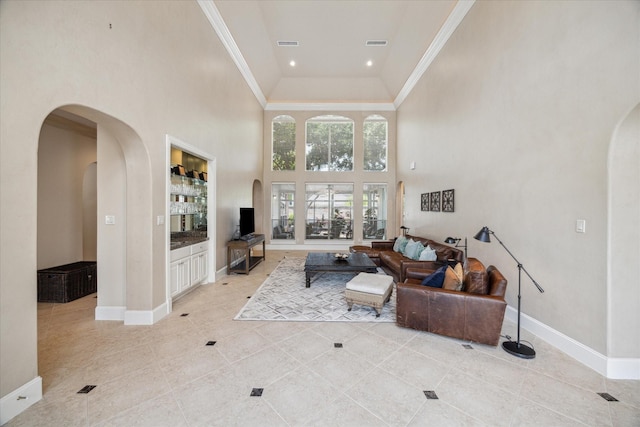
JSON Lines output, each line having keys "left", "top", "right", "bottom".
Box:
{"left": 607, "top": 102, "right": 640, "bottom": 375}
{"left": 252, "top": 179, "right": 264, "bottom": 234}
{"left": 38, "top": 105, "right": 155, "bottom": 324}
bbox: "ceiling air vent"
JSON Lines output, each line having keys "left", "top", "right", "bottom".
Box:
{"left": 366, "top": 40, "right": 388, "bottom": 46}
{"left": 277, "top": 40, "right": 299, "bottom": 47}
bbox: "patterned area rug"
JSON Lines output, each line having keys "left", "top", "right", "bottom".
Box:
{"left": 234, "top": 257, "right": 396, "bottom": 322}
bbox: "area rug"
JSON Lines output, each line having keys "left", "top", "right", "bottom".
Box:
{"left": 234, "top": 257, "right": 396, "bottom": 322}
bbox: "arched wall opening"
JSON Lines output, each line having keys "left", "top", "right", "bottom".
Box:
{"left": 252, "top": 179, "right": 264, "bottom": 235}
{"left": 607, "top": 102, "right": 640, "bottom": 376}
{"left": 38, "top": 105, "right": 155, "bottom": 324}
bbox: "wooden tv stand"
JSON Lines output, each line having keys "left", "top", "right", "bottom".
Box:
{"left": 226, "top": 234, "right": 265, "bottom": 274}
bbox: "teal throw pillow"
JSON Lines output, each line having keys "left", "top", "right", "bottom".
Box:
{"left": 418, "top": 245, "right": 437, "bottom": 261}
{"left": 421, "top": 266, "right": 447, "bottom": 288}
{"left": 393, "top": 235, "right": 408, "bottom": 253}
{"left": 404, "top": 239, "right": 423, "bottom": 260}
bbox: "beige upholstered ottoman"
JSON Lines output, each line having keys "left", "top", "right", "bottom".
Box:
{"left": 345, "top": 272, "right": 394, "bottom": 317}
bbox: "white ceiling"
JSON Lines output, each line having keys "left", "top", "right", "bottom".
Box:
{"left": 202, "top": 0, "right": 475, "bottom": 109}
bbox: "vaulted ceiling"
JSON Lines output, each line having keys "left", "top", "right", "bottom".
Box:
{"left": 201, "top": 1, "right": 474, "bottom": 109}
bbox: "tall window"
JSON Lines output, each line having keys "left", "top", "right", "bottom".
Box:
{"left": 305, "top": 115, "right": 354, "bottom": 171}
{"left": 272, "top": 115, "right": 296, "bottom": 171}
{"left": 363, "top": 184, "right": 387, "bottom": 240}
{"left": 305, "top": 183, "right": 353, "bottom": 240}
{"left": 271, "top": 183, "right": 295, "bottom": 240}
{"left": 363, "top": 115, "right": 388, "bottom": 171}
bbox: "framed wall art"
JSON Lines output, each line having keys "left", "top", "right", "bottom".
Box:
{"left": 421, "top": 193, "right": 429, "bottom": 211}
{"left": 442, "top": 189, "right": 455, "bottom": 212}
{"left": 430, "top": 191, "right": 441, "bottom": 212}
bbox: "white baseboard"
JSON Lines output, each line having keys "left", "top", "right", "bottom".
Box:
{"left": 505, "top": 306, "right": 640, "bottom": 380}
{"left": 95, "top": 305, "right": 126, "bottom": 321}
{"left": 0, "top": 376, "right": 42, "bottom": 425}
{"left": 123, "top": 302, "right": 168, "bottom": 325}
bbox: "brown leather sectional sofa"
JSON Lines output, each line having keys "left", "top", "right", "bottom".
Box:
{"left": 396, "top": 258, "right": 508, "bottom": 346}
{"left": 351, "top": 234, "right": 464, "bottom": 283}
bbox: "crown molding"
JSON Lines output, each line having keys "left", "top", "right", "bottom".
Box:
{"left": 394, "top": 0, "right": 475, "bottom": 109}
{"left": 197, "top": 0, "right": 267, "bottom": 108}
{"left": 265, "top": 102, "right": 396, "bottom": 112}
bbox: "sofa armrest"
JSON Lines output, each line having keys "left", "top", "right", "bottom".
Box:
{"left": 399, "top": 260, "right": 445, "bottom": 282}
{"left": 371, "top": 240, "right": 394, "bottom": 251}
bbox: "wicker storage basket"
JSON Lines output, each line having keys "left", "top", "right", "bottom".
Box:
{"left": 37, "top": 261, "right": 97, "bottom": 303}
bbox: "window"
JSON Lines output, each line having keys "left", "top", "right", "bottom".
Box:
{"left": 363, "top": 115, "right": 388, "bottom": 171}
{"left": 305, "top": 115, "right": 354, "bottom": 171}
{"left": 363, "top": 184, "right": 387, "bottom": 239}
{"left": 272, "top": 115, "right": 296, "bottom": 171}
{"left": 271, "top": 183, "right": 295, "bottom": 240}
{"left": 305, "top": 183, "right": 353, "bottom": 240}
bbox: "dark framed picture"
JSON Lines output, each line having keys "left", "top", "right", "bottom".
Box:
{"left": 430, "top": 191, "right": 441, "bottom": 212}
{"left": 421, "top": 193, "right": 429, "bottom": 211}
{"left": 442, "top": 189, "right": 455, "bottom": 212}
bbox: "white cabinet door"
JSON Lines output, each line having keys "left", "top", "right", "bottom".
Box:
{"left": 170, "top": 260, "right": 180, "bottom": 297}
{"left": 177, "top": 258, "right": 190, "bottom": 292}
{"left": 198, "top": 251, "right": 208, "bottom": 282}
{"left": 190, "top": 250, "right": 208, "bottom": 285}
{"left": 191, "top": 254, "right": 201, "bottom": 285}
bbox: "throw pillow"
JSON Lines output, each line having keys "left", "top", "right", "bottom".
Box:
{"left": 421, "top": 265, "right": 447, "bottom": 288}
{"left": 443, "top": 263, "right": 464, "bottom": 291}
{"left": 463, "top": 258, "right": 489, "bottom": 294}
{"left": 393, "top": 235, "right": 409, "bottom": 253}
{"left": 412, "top": 242, "right": 425, "bottom": 260}
{"left": 418, "top": 245, "right": 437, "bottom": 261}
{"left": 404, "top": 239, "right": 423, "bottom": 260}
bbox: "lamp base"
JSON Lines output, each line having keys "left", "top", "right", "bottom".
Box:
{"left": 502, "top": 340, "right": 536, "bottom": 359}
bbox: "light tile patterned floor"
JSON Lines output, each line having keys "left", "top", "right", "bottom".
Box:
{"left": 8, "top": 250, "right": 639, "bottom": 426}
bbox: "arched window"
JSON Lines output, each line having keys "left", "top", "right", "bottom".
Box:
{"left": 305, "top": 115, "right": 354, "bottom": 171}
{"left": 363, "top": 115, "right": 387, "bottom": 171}
{"left": 272, "top": 115, "right": 296, "bottom": 171}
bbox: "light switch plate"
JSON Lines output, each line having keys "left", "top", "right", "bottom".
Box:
{"left": 157, "top": 215, "right": 164, "bottom": 225}
{"left": 576, "top": 219, "right": 586, "bottom": 233}
{"left": 105, "top": 215, "right": 115, "bottom": 225}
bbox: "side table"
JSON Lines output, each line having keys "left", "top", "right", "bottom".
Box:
{"left": 227, "top": 234, "right": 265, "bottom": 274}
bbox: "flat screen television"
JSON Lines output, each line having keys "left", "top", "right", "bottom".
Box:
{"left": 239, "top": 208, "right": 255, "bottom": 238}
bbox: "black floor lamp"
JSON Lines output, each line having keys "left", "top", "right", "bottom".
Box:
{"left": 474, "top": 226, "right": 544, "bottom": 359}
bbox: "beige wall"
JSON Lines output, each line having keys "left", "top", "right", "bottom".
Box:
{"left": 397, "top": 0, "right": 639, "bottom": 356}
{"left": 0, "top": 0, "right": 262, "bottom": 399}
{"left": 263, "top": 110, "right": 397, "bottom": 246}
{"left": 37, "top": 121, "right": 97, "bottom": 269}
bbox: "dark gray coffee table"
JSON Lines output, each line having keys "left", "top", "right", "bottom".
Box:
{"left": 303, "top": 252, "right": 377, "bottom": 287}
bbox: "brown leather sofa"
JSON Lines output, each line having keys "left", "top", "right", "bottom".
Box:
{"left": 396, "top": 258, "right": 508, "bottom": 346}
{"left": 350, "top": 234, "right": 464, "bottom": 283}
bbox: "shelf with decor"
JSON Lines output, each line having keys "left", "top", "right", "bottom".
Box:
{"left": 170, "top": 172, "right": 207, "bottom": 232}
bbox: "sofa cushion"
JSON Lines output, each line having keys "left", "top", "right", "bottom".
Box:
{"left": 393, "top": 235, "right": 408, "bottom": 253}
{"left": 464, "top": 258, "right": 489, "bottom": 294}
{"left": 418, "top": 245, "right": 437, "bottom": 261}
{"left": 421, "top": 265, "right": 447, "bottom": 288}
{"left": 443, "top": 263, "right": 464, "bottom": 291}
{"left": 404, "top": 239, "right": 423, "bottom": 260}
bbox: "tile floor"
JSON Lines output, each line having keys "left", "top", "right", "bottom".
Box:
{"left": 7, "top": 250, "right": 639, "bottom": 426}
